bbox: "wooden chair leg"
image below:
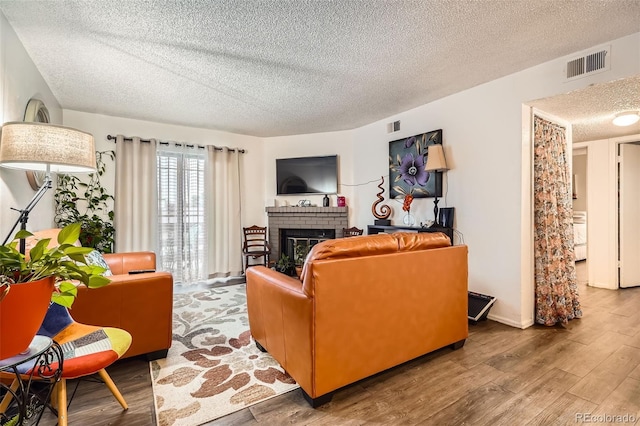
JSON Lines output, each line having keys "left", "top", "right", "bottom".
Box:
{"left": 98, "top": 369, "right": 128, "bottom": 410}
{"left": 0, "top": 379, "right": 19, "bottom": 413}
{"left": 57, "top": 379, "right": 68, "bottom": 426}
{"left": 51, "top": 380, "right": 58, "bottom": 408}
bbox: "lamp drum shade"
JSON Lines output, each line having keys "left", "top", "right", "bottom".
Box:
{"left": 425, "top": 144, "right": 448, "bottom": 172}
{"left": 0, "top": 122, "right": 96, "bottom": 173}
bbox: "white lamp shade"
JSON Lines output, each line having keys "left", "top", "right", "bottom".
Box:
{"left": 425, "top": 144, "right": 448, "bottom": 172}
{"left": 0, "top": 122, "right": 96, "bottom": 173}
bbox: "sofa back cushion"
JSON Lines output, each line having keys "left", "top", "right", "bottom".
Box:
{"left": 306, "top": 233, "right": 398, "bottom": 262}
{"left": 301, "top": 232, "right": 452, "bottom": 294}
{"left": 395, "top": 232, "right": 451, "bottom": 251}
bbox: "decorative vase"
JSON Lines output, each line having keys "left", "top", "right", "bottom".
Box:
{"left": 403, "top": 212, "right": 416, "bottom": 226}
{"left": 0, "top": 276, "right": 54, "bottom": 359}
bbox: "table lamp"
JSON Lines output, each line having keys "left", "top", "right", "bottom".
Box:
{"left": 425, "top": 144, "right": 448, "bottom": 226}
{"left": 0, "top": 122, "right": 96, "bottom": 253}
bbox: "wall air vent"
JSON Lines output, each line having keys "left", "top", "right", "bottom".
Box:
{"left": 565, "top": 45, "right": 610, "bottom": 81}
{"left": 386, "top": 120, "right": 400, "bottom": 133}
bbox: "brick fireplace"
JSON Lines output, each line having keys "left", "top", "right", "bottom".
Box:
{"left": 265, "top": 206, "right": 349, "bottom": 259}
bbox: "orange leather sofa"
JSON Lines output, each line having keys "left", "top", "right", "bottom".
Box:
{"left": 246, "top": 232, "right": 468, "bottom": 406}
{"left": 28, "top": 229, "right": 174, "bottom": 360}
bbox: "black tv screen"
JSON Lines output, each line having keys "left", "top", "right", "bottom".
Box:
{"left": 276, "top": 155, "right": 338, "bottom": 195}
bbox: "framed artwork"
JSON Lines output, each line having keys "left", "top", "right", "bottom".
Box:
{"left": 389, "top": 129, "right": 443, "bottom": 198}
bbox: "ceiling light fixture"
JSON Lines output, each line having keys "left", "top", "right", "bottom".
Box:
{"left": 612, "top": 111, "right": 640, "bottom": 127}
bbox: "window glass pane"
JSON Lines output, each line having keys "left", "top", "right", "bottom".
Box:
{"left": 157, "top": 149, "right": 206, "bottom": 284}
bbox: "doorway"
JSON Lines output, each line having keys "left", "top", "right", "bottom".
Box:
{"left": 572, "top": 146, "right": 588, "bottom": 286}
{"left": 571, "top": 144, "right": 589, "bottom": 285}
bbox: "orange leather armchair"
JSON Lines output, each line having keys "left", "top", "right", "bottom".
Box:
{"left": 27, "top": 229, "right": 174, "bottom": 360}
{"left": 246, "top": 232, "right": 468, "bottom": 406}
{"left": 71, "top": 252, "right": 174, "bottom": 360}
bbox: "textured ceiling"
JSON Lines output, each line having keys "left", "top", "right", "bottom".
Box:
{"left": 529, "top": 76, "right": 640, "bottom": 143}
{"left": 0, "top": 0, "right": 639, "bottom": 137}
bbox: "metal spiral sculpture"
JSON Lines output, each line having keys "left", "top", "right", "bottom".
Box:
{"left": 371, "top": 176, "right": 392, "bottom": 219}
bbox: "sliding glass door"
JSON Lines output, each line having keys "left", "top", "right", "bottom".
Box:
{"left": 157, "top": 148, "right": 206, "bottom": 285}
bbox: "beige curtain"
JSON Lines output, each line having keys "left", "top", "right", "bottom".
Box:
{"left": 114, "top": 135, "right": 158, "bottom": 253}
{"left": 205, "top": 146, "right": 243, "bottom": 277}
{"left": 533, "top": 115, "right": 581, "bottom": 325}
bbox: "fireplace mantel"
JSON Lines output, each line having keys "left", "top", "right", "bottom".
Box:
{"left": 266, "top": 206, "right": 349, "bottom": 258}
{"left": 266, "top": 207, "right": 348, "bottom": 214}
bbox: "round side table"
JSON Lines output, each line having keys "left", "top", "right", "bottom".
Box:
{"left": 0, "top": 335, "right": 63, "bottom": 425}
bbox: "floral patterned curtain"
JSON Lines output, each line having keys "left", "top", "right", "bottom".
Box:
{"left": 533, "top": 115, "right": 582, "bottom": 325}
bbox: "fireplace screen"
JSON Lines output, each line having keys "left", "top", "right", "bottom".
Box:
{"left": 280, "top": 229, "right": 335, "bottom": 266}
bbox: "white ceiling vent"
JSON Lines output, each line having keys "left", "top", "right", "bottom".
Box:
{"left": 565, "top": 45, "right": 610, "bottom": 81}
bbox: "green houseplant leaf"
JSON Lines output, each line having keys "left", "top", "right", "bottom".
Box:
{"left": 58, "top": 222, "right": 81, "bottom": 245}
{"left": 52, "top": 281, "right": 79, "bottom": 307}
{"left": 0, "top": 222, "right": 112, "bottom": 307}
{"left": 54, "top": 150, "right": 115, "bottom": 253}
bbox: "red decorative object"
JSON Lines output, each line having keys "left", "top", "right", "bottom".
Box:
{"left": 337, "top": 196, "right": 346, "bottom": 207}
{"left": 402, "top": 194, "right": 414, "bottom": 212}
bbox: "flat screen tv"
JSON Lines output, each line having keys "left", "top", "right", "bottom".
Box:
{"left": 276, "top": 155, "right": 338, "bottom": 195}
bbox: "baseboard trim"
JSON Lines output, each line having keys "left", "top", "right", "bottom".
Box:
{"left": 486, "top": 313, "right": 534, "bottom": 329}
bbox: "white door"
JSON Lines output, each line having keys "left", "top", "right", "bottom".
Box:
{"left": 619, "top": 142, "right": 640, "bottom": 288}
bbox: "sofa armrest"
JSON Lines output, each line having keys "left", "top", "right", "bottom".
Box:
{"left": 103, "top": 252, "right": 156, "bottom": 275}
{"left": 246, "top": 266, "right": 314, "bottom": 394}
{"left": 247, "top": 266, "right": 306, "bottom": 294}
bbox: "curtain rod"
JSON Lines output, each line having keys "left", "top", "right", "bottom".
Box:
{"left": 106, "top": 134, "right": 246, "bottom": 153}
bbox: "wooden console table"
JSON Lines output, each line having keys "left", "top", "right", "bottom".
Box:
{"left": 367, "top": 224, "right": 454, "bottom": 244}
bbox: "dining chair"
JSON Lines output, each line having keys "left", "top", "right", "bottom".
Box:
{"left": 242, "top": 225, "right": 272, "bottom": 271}
{"left": 342, "top": 227, "right": 364, "bottom": 237}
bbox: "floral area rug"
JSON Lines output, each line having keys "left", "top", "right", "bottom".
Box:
{"left": 150, "top": 284, "right": 299, "bottom": 426}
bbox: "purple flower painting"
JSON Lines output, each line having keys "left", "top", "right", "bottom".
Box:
{"left": 389, "top": 129, "right": 443, "bottom": 199}
{"left": 399, "top": 153, "right": 428, "bottom": 186}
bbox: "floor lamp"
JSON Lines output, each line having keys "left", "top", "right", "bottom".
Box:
{"left": 425, "top": 144, "right": 449, "bottom": 226}
{"left": 0, "top": 122, "right": 96, "bottom": 254}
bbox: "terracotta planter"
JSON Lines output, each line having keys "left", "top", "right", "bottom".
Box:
{"left": 0, "top": 276, "right": 54, "bottom": 360}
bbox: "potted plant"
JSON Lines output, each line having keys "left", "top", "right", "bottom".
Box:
{"left": 0, "top": 222, "right": 110, "bottom": 359}
{"left": 54, "top": 150, "right": 116, "bottom": 253}
{"left": 274, "top": 254, "right": 295, "bottom": 276}
{"left": 294, "top": 242, "right": 311, "bottom": 278}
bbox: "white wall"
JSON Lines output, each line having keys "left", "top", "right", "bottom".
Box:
{"left": 62, "top": 110, "right": 265, "bottom": 229}
{"left": 261, "top": 32, "right": 640, "bottom": 328}
{"left": 264, "top": 131, "right": 356, "bottom": 223}
{"left": 0, "top": 12, "right": 62, "bottom": 236}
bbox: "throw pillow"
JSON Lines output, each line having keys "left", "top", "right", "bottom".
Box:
{"left": 84, "top": 250, "right": 113, "bottom": 276}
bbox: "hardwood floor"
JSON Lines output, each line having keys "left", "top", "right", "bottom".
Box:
{"left": 42, "top": 277, "right": 640, "bottom": 426}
